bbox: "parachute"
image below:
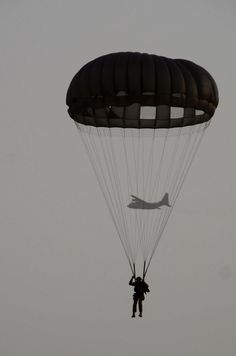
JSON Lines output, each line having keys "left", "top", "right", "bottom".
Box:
{"left": 66, "top": 52, "right": 218, "bottom": 278}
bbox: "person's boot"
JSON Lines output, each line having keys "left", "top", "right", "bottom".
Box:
{"left": 139, "top": 313, "right": 142, "bottom": 317}
{"left": 131, "top": 314, "right": 135, "bottom": 318}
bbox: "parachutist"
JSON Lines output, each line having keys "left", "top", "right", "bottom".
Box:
{"left": 129, "top": 276, "right": 150, "bottom": 318}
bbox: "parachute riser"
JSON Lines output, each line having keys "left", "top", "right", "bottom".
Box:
{"left": 130, "top": 262, "right": 147, "bottom": 280}
{"left": 142, "top": 261, "right": 147, "bottom": 281}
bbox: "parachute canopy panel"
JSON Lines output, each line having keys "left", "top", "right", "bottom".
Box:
{"left": 67, "top": 52, "right": 218, "bottom": 129}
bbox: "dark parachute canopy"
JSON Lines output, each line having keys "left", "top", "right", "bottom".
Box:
{"left": 67, "top": 52, "right": 218, "bottom": 128}
{"left": 66, "top": 52, "right": 218, "bottom": 277}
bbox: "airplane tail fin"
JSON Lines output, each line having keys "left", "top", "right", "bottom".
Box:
{"left": 161, "top": 193, "right": 171, "bottom": 207}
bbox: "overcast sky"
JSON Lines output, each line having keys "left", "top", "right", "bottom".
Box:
{"left": 0, "top": 1, "right": 236, "bottom": 355}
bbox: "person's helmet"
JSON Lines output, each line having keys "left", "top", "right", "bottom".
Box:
{"left": 136, "top": 276, "right": 142, "bottom": 281}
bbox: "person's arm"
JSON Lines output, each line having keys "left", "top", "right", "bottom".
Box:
{"left": 129, "top": 276, "right": 135, "bottom": 286}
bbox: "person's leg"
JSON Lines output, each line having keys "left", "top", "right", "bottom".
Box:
{"left": 138, "top": 298, "right": 143, "bottom": 317}
{"left": 132, "top": 296, "right": 138, "bottom": 317}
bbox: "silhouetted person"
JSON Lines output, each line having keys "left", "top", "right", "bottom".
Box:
{"left": 129, "top": 276, "right": 150, "bottom": 318}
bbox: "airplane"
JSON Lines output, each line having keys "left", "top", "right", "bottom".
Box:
{"left": 127, "top": 193, "right": 171, "bottom": 209}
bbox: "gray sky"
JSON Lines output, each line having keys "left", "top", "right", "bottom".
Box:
{"left": 0, "top": 1, "right": 236, "bottom": 355}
